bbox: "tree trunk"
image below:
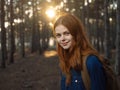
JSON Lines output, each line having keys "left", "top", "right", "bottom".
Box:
{"left": 9, "top": 0, "right": 15, "bottom": 63}
{"left": 94, "top": 0, "right": 100, "bottom": 51}
{"left": 20, "top": 1, "right": 25, "bottom": 57}
{"left": 115, "top": 0, "right": 120, "bottom": 75}
{"left": 31, "top": 0, "right": 41, "bottom": 53}
{"left": 81, "top": 0, "right": 85, "bottom": 25}
{"left": 0, "top": 0, "right": 7, "bottom": 68}
{"left": 104, "top": 0, "right": 111, "bottom": 59}
{"left": 31, "top": 0, "right": 37, "bottom": 53}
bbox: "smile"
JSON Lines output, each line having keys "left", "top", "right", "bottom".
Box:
{"left": 61, "top": 41, "right": 69, "bottom": 46}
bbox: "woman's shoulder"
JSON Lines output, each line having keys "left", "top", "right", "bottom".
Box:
{"left": 86, "top": 55, "right": 103, "bottom": 69}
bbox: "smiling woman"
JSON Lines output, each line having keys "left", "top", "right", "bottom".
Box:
{"left": 53, "top": 13, "right": 107, "bottom": 90}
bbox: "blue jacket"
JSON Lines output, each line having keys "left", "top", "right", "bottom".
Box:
{"left": 61, "top": 55, "right": 106, "bottom": 90}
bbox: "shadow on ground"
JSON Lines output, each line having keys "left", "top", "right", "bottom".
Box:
{"left": 0, "top": 49, "right": 120, "bottom": 90}
{"left": 0, "top": 50, "right": 60, "bottom": 90}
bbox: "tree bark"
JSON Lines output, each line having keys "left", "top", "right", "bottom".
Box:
{"left": 94, "top": 0, "right": 100, "bottom": 51}
{"left": 1, "top": 0, "right": 7, "bottom": 68}
{"left": 9, "top": 0, "right": 15, "bottom": 63}
{"left": 115, "top": 0, "right": 120, "bottom": 75}
{"left": 104, "top": 0, "right": 111, "bottom": 59}
{"left": 19, "top": 0, "right": 25, "bottom": 57}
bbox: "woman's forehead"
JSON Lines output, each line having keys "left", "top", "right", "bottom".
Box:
{"left": 55, "top": 25, "right": 69, "bottom": 32}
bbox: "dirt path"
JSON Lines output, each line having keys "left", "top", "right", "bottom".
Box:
{"left": 0, "top": 50, "right": 60, "bottom": 90}
{"left": 0, "top": 50, "right": 120, "bottom": 90}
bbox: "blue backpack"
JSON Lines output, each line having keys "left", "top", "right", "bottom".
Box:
{"left": 81, "top": 55, "right": 119, "bottom": 90}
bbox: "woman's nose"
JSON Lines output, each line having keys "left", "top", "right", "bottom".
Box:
{"left": 60, "top": 35, "right": 65, "bottom": 41}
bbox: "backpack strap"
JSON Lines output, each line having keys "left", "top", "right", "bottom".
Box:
{"left": 81, "top": 55, "right": 91, "bottom": 90}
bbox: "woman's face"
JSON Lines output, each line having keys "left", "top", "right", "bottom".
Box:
{"left": 55, "top": 25, "right": 73, "bottom": 49}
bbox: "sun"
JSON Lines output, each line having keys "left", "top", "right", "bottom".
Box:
{"left": 45, "top": 7, "right": 56, "bottom": 19}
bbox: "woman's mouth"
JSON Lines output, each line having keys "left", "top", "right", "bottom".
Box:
{"left": 61, "top": 42, "right": 69, "bottom": 46}
{"left": 59, "top": 40, "right": 72, "bottom": 49}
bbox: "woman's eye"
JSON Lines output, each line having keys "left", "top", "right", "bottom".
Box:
{"left": 64, "top": 32, "right": 70, "bottom": 35}
{"left": 56, "top": 34, "right": 61, "bottom": 38}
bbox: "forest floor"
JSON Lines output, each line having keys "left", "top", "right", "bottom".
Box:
{"left": 0, "top": 49, "right": 120, "bottom": 90}
{"left": 0, "top": 49, "right": 61, "bottom": 90}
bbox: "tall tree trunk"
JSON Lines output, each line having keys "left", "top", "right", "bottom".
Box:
{"left": 20, "top": 0, "right": 25, "bottom": 57}
{"left": 104, "top": 0, "right": 111, "bottom": 59}
{"left": 74, "top": 0, "right": 81, "bottom": 18}
{"left": 31, "top": 0, "right": 40, "bottom": 53}
{"left": 9, "top": 0, "right": 15, "bottom": 63}
{"left": 31, "top": 0, "right": 36, "bottom": 53}
{"left": 81, "top": 0, "right": 85, "bottom": 25}
{"left": 35, "top": 1, "right": 41, "bottom": 53}
{"left": 1, "top": 0, "right": 7, "bottom": 68}
{"left": 94, "top": 0, "right": 100, "bottom": 51}
{"left": 86, "top": 0, "right": 92, "bottom": 43}
{"left": 115, "top": 0, "right": 120, "bottom": 75}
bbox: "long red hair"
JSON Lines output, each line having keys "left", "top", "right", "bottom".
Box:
{"left": 53, "top": 13, "right": 103, "bottom": 85}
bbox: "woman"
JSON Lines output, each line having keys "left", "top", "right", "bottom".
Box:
{"left": 53, "top": 13, "right": 106, "bottom": 90}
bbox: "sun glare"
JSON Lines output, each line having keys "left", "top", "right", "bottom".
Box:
{"left": 45, "top": 7, "right": 56, "bottom": 19}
